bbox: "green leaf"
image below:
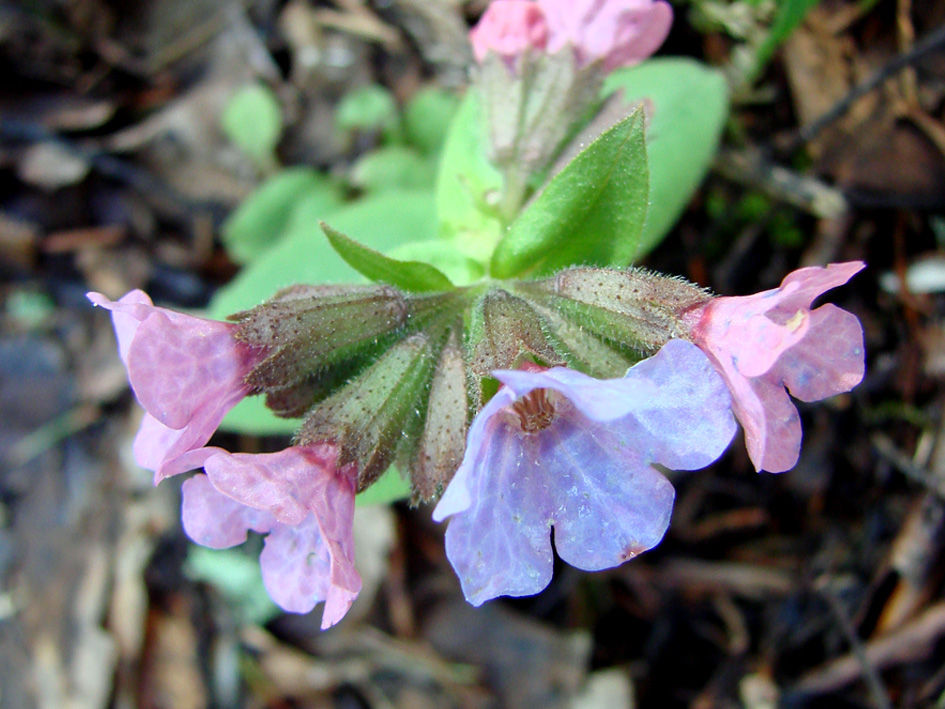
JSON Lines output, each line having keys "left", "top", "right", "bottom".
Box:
{"left": 603, "top": 59, "right": 728, "bottom": 258}
{"left": 220, "top": 83, "right": 283, "bottom": 164}
{"left": 218, "top": 393, "right": 298, "bottom": 435}
{"left": 387, "top": 240, "right": 485, "bottom": 286}
{"left": 321, "top": 222, "right": 453, "bottom": 292}
{"left": 404, "top": 87, "right": 460, "bottom": 155}
{"left": 208, "top": 189, "right": 437, "bottom": 319}
{"left": 355, "top": 466, "right": 410, "bottom": 506}
{"left": 351, "top": 146, "right": 436, "bottom": 192}
{"left": 336, "top": 84, "right": 399, "bottom": 139}
{"left": 222, "top": 168, "right": 341, "bottom": 264}
{"left": 435, "top": 90, "right": 504, "bottom": 264}
{"left": 490, "top": 108, "right": 648, "bottom": 279}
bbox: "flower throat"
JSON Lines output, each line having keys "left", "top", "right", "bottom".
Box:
{"left": 512, "top": 389, "right": 558, "bottom": 433}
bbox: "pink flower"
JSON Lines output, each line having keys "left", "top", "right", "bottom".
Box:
{"left": 470, "top": 0, "right": 549, "bottom": 63}
{"left": 539, "top": 0, "right": 673, "bottom": 70}
{"left": 470, "top": 0, "right": 672, "bottom": 70}
{"left": 682, "top": 262, "right": 866, "bottom": 473}
{"left": 433, "top": 340, "right": 735, "bottom": 606}
{"left": 181, "top": 443, "right": 361, "bottom": 627}
{"left": 87, "top": 290, "right": 267, "bottom": 481}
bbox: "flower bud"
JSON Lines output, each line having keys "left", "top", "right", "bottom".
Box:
{"left": 232, "top": 284, "right": 409, "bottom": 390}
{"left": 477, "top": 50, "right": 603, "bottom": 179}
{"left": 298, "top": 333, "right": 436, "bottom": 490}
{"left": 524, "top": 298, "right": 635, "bottom": 378}
{"left": 410, "top": 329, "right": 469, "bottom": 503}
{"left": 468, "top": 288, "right": 563, "bottom": 378}
{"left": 522, "top": 267, "right": 711, "bottom": 351}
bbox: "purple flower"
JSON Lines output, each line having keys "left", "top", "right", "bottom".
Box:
{"left": 433, "top": 340, "right": 736, "bottom": 606}
{"left": 180, "top": 443, "right": 361, "bottom": 627}
{"left": 88, "top": 290, "right": 267, "bottom": 481}
{"left": 681, "top": 262, "right": 866, "bottom": 473}
{"left": 470, "top": 0, "right": 672, "bottom": 70}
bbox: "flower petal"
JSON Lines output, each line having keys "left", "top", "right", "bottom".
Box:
{"left": 773, "top": 261, "right": 865, "bottom": 318}
{"left": 302, "top": 463, "right": 361, "bottom": 629}
{"left": 605, "top": 340, "right": 737, "bottom": 470}
{"left": 776, "top": 304, "right": 865, "bottom": 402}
{"left": 433, "top": 389, "right": 517, "bottom": 521}
{"left": 87, "top": 290, "right": 153, "bottom": 364}
{"left": 181, "top": 474, "right": 276, "bottom": 548}
{"left": 126, "top": 309, "right": 253, "bottom": 431}
{"left": 201, "top": 445, "right": 361, "bottom": 628}
{"left": 538, "top": 0, "right": 672, "bottom": 69}
{"left": 732, "top": 374, "right": 802, "bottom": 474}
{"left": 470, "top": 0, "right": 549, "bottom": 62}
{"left": 134, "top": 414, "right": 219, "bottom": 482}
{"left": 443, "top": 421, "right": 555, "bottom": 606}
{"left": 602, "top": 2, "right": 673, "bottom": 70}
{"left": 259, "top": 516, "right": 332, "bottom": 614}
{"left": 494, "top": 366, "right": 658, "bottom": 422}
{"left": 539, "top": 417, "right": 674, "bottom": 571}
{"left": 202, "top": 448, "right": 314, "bottom": 526}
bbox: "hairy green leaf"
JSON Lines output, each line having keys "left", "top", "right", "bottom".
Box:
{"left": 321, "top": 223, "right": 453, "bottom": 292}
{"left": 490, "top": 108, "right": 648, "bottom": 278}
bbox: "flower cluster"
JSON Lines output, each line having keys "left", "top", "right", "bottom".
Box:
{"left": 89, "top": 260, "right": 865, "bottom": 621}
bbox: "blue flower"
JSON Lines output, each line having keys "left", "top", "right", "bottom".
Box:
{"left": 433, "top": 339, "right": 736, "bottom": 606}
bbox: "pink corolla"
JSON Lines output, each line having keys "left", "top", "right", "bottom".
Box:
{"left": 540, "top": 0, "right": 673, "bottom": 70}
{"left": 470, "top": 0, "right": 672, "bottom": 70}
{"left": 87, "top": 290, "right": 266, "bottom": 481}
{"left": 181, "top": 444, "right": 361, "bottom": 627}
{"left": 470, "top": 0, "right": 548, "bottom": 63}
{"left": 682, "top": 262, "right": 866, "bottom": 474}
{"left": 433, "top": 339, "right": 736, "bottom": 606}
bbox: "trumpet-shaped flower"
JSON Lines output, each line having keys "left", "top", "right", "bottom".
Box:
{"left": 433, "top": 339, "right": 736, "bottom": 606}
{"left": 180, "top": 443, "right": 361, "bottom": 627}
{"left": 682, "top": 262, "right": 866, "bottom": 473}
{"left": 88, "top": 291, "right": 267, "bottom": 481}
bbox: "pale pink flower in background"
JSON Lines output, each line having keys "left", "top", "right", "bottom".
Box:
{"left": 87, "top": 290, "right": 267, "bottom": 481}
{"left": 538, "top": 0, "right": 673, "bottom": 70}
{"left": 682, "top": 262, "right": 866, "bottom": 473}
{"left": 469, "top": 0, "right": 549, "bottom": 63}
{"left": 470, "top": 0, "right": 672, "bottom": 70}
{"left": 180, "top": 443, "right": 361, "bottom": 627}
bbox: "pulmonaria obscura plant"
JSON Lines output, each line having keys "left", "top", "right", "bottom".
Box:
{"left": 90, "top": 0, "right": 865, "bottom": 627}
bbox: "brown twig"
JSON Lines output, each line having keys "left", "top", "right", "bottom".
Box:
{"left": 780, "top": 23, "right": 945, "bottom": 155}
{"left": 790, "top": 603, "right": 945, "bottom": 697}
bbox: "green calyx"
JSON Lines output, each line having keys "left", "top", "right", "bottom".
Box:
{"left": 232, "top": 266, "right": 712, "bottom": 503}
